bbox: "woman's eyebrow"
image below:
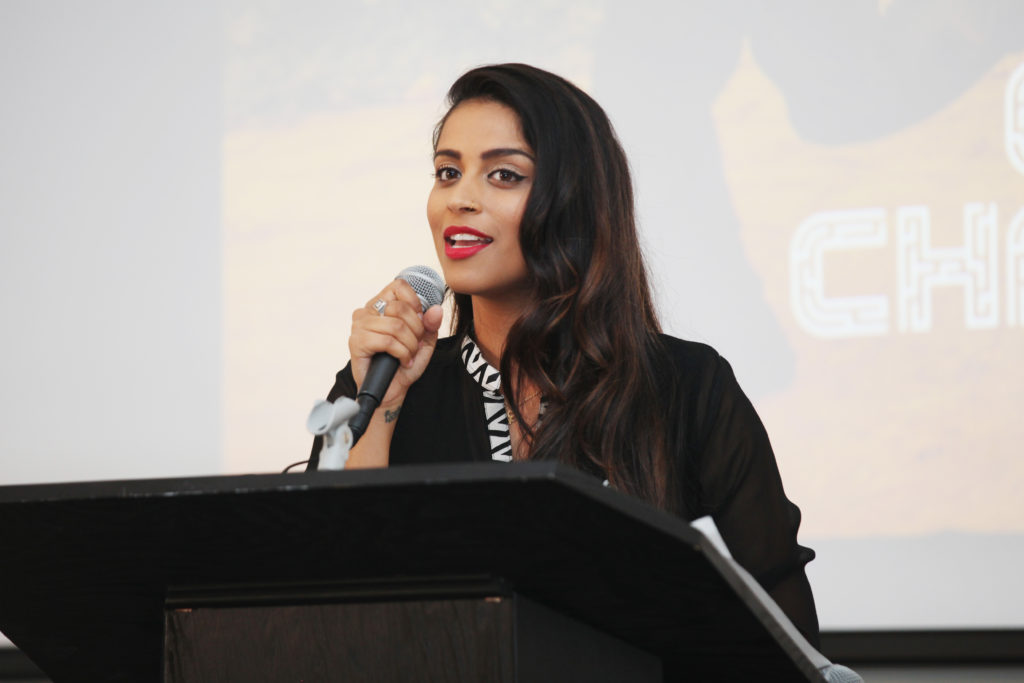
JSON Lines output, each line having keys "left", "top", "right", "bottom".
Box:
{"left": 481, "top": 147, "right": 534, "bottom": 162}
{"left": 433, "top": 149, "right": 460, "bottom": 160}
{"left": 433, "top": 147, "right": 535, "bottom": 162}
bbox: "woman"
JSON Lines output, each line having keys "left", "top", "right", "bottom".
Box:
{"left": 310, "top": 63, "right": 820, "bottom": 645}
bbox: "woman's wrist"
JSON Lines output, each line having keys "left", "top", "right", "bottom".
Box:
{"left": 346, "top": 398, "right": 400, "bottom": 468}
{"left": 377, "top": 387, "right": 406, "bottom": 412}
{"left": 379, "top": 402, "right": 403, "bottom": 425}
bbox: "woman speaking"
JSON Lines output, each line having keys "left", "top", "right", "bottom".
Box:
{"left": 309, "top": 63, "right": 820, "bottom": 645}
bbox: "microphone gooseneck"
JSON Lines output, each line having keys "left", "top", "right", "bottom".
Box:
{"left": 348, "top": 266, "right": 445, "bottom": 444}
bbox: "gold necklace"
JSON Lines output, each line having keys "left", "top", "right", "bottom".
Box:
{"left": 506, "top": 390, "right": 542, "bottom": 425}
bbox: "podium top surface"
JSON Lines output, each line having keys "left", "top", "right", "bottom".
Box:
{"left": 0, "top": 462, "right": 816, "bottom": 682}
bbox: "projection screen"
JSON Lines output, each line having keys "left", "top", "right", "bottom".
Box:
{"left": 1, "top": 1, "right": 1022, "bottom": 635}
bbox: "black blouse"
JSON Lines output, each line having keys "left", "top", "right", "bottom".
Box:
{"left": 309, "top": 334, "right": 820, "bottom": 646}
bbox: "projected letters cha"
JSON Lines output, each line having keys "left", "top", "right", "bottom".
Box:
{"left": 790, "top": 63, "right": 1024, "bottom": 340}
{"left": 791, "top": 205, "right": 1024, "bottom": 338}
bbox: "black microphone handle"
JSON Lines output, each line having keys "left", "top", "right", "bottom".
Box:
{"left": 344, "top": 265, "right": 444, "bottom": 446}
{"left": 349, "top": 352, "right": 400, "bottom": 444}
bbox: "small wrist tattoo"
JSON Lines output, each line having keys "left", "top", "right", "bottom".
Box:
{"left": 384, "top": 406, "right": 401, "bottom": 423}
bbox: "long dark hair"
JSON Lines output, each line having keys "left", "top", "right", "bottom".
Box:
{"left": 436, "top": 63, "right": 678, "bottom": 512}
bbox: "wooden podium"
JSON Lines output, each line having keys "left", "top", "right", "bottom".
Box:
{"left": 0, "top": 463, "right": 825, "bottom": 681}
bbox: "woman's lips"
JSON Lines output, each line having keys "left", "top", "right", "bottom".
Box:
{"left": 443, "top": 226, "right": 493, "bottom": 260}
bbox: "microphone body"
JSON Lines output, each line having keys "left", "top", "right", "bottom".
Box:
{"left": 349, "top": 266, "right": 444, "bottom": 443}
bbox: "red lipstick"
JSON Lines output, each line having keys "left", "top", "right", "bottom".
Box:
{"left": 443, "top": 226, "right": 493, "bottom": 260}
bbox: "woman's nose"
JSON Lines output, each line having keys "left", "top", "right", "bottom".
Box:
{"left": 449, "top": 196, "right": 480, "bottom": 213}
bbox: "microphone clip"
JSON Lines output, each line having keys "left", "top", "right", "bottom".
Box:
{"left": 306, "top": 396, "right": 360, "bottom": 470}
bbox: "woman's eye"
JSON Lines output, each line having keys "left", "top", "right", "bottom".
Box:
{"left": 435, "top": 166, "right": 460, "bottom": 181}
{"left": 491, "top": 168, "right": 525, "bottom": 183}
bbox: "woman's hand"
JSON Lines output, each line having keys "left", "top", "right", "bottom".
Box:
{"left": 348, "top": 279, "right": 444, "bottom": 409}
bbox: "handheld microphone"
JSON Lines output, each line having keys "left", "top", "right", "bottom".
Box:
{"left": 349, "top": 266, "right": 445, "bottom": 443}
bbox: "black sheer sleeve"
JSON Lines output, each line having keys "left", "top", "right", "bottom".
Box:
{"left": 672, "top": 341, "right": 820, "bottom": 647}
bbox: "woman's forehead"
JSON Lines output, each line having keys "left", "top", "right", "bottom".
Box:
{"left": 437, "top": 99, "right": 529, "bottom": 151}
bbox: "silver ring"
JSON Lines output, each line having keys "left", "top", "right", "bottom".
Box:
{"left": 372, "top": 298, "right": 387, "bottom": 316}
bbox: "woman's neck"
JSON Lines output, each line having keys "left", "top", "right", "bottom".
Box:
{"left": 470, "top": 295, "right": 527, "bottom": 368}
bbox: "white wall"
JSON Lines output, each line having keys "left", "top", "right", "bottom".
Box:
{"left": 0, "top": 3, "right": 221, "bottom": 482}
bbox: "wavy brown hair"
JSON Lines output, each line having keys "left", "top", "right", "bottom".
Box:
{"left": 436, "top": 64, "right": 678, "bottom": 512}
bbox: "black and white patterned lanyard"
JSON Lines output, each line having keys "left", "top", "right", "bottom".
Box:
{"left": 460, "top": 336, "right": 514, "bottom": 462}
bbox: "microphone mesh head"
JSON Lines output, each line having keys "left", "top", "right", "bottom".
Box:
{"left": 397, "top": 265, "right": 445, "bottom": 311}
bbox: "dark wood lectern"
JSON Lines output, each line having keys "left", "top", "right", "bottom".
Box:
{"left": 0, "top": 463, "right": 825, "bottom": 681}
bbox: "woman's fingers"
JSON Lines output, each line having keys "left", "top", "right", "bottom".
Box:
{"left": 374, "top": 299, "right": 426, "bottom": 339}
{"left": 364, "top": 279, "right": 427, "bottom": 320}
{"left": 355, "top": 312, "right": 421, "bottom": 362}
{"left": 418, "top": 305, "right": 443, "bottom": 350}
{"left": 349, "top": 280, "right": 443, "bottom": 392}
{"left": 351, "top": 313, "right": 415, "bottom": 364}
{"left": 354, "top": 328, "right": 417, "bottom": 365}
